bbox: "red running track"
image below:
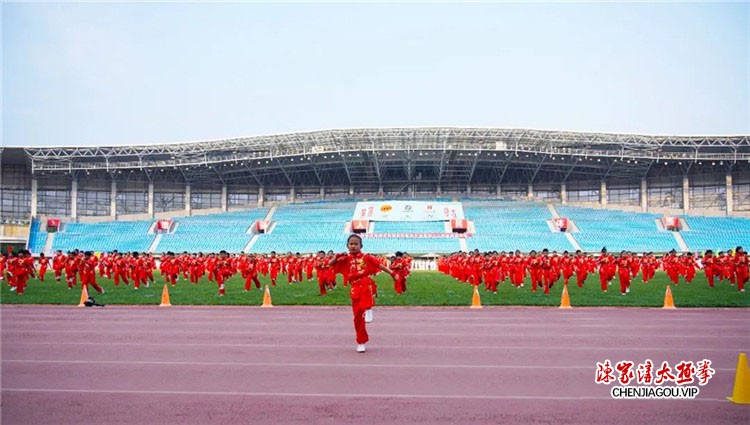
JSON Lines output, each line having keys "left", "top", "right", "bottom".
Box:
{"left": 2, "top": 305, "right": 749, "bottom": 425}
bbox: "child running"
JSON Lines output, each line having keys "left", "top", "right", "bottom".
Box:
{"left": 329, "top": 234, "right": 396, "bottom": 353}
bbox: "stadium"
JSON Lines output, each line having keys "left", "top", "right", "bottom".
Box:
{"left": 2, "top": 127, "right": 750, "bottom": 256}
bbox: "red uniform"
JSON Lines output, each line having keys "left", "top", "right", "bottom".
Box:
{"left": 332, "top": 252, "right": 388, "bottom": 346}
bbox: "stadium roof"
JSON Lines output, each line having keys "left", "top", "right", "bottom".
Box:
{"left": 4, "top": 127, "right": 749, "bottom": 187}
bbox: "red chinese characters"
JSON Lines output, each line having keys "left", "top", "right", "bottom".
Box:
{"left": 596, "top": 360, "right": 615, "bottom": 384}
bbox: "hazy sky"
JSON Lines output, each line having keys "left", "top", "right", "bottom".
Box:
{"left": 3, "top": 2, "right": 749, "bottom": 147}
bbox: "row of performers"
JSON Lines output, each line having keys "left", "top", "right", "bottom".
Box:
{"left": 1, "top": 250, "right": 413, "bottom": 297}
{"left": 438, "top": 248, "right": 749, "bottom": 295}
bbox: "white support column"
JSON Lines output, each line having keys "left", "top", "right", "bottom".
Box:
{"left": 726, "top": 174, "right": 733, "bottom": 215}
{"left": 185, "top": 185, "right": 192, "bottom": 215}
{"left": 410, "top": 184, "right": 416, "bottom": 198}
{"left": 71, "top": 179, "right": 78, "bottom": 220}
{"left": 221, "top": 185, "right": 228, "bottom": 212}
{"left": 349, "top": 186, "right": 354, "bottom": 197}
{"left": 290, "top": 187, "right": 296, "bottom": 202}
{"left": 560, "top": 183, "right": 567, "bottom": 205}
{"left": 527, "top": 183, "right": 533, "bottom": 200}
{"left": 466, "top": 185, "right": 472, "bottom": 195}
{"left": 110, "top": 181, "right": 117, "bottom": 219}
{"left": 258, "top": 187, "right": 265, "bottom": 207}
{"left": 641, "top": 179, "right": 648, "bottom": 212}
{"left": 682, "top": 176, "right": 690, "bottom": 214}
{"left": 378, "top": 186, "right": 384, "bottom": 198}
{"left": 148, "top": 182, "right": 154, "bottom": 217}
{"left": 30, "top": 178, "right": 38, "bottom": 217}
{"left": 600, "top": 181, "right": 607, "bottom": 207}
{"left": 320, "top": 187, "right": 325, "bottom": 200}
{"left": 496, "top": 184, "right": 501, "bottom": 199}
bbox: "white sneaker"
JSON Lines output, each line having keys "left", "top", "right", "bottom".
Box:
{"left": 356, "top": 344, "right": 366, "bottom": 353}
{"left": 9, "top": 286, "right": 16, "bottom": 292}
{"left": 364, "top": 309, "right": 373, "bottom": 323}
{"left": 626, "top": 287, "right": 630, "bottom": 293}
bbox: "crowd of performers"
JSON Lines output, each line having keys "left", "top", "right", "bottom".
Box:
{"left": 3, "top": 243, "right": 747, "bottom": 353}
{"left": 2, "top": 246, "right": 748, "bottom": 298}
{"left": 0, "top": 248, "right": 413, "bottom": 297}
{"left": 438, "top": 247, "right": 749, "bottom": 295}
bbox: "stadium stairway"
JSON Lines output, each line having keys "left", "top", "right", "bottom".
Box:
{"left": 43, "top": 232, "right": 55, "bottom": 255}
{"left": 673, "top": 232, "right": 689, "bottom": 252}
{"left": 148, "top": 234, "right": 163, "bottom": 253}
{"left": 547, "top": 203, "right": 583, "bottom": 251}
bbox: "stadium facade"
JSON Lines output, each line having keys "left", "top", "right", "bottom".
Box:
{"left": 2, "top": 128, "right": 748, "bottom": 227}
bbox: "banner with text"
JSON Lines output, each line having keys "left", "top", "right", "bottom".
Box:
{"left": 353, "top": 201, "right": 464, "bottom": 222}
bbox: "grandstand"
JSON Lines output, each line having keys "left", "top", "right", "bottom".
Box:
{"left": 2, "top": 127, "right": 749, "bottom": 255}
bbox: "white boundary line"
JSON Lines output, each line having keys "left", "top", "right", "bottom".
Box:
{"left": 5, "top": 341, "right": 746, "bottom": 352}
{"left": 3, "top": 330, "right": 747, "bottom": 338}
{"left": 0, "top": 387, "right": 730, "bottom": 402}
{"left": 0, "top": 359, "right": 735, "bottom": 371}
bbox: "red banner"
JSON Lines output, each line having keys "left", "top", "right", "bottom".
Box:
{"left": 352, "top": 220, "right": 369, "bottom": 231}
{"left": 362, "top": 233, "right": 472, "bottom": 239}
{"left": 156, "top": 219, "right": 172, "bottom": 230}
{"left": 663, "top": 216, "right": 679, "bottom": 230}
{"left": 553, "top": 218, "right": 568, "bottom": 230}
{"left": 451, "top": 219, "right": 468, "bottom": 231}
{"left": 47, "top": 218, "right": 60, "bottom": 228}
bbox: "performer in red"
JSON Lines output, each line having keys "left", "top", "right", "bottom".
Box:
{"left": 682, "top": 253, "right": 697, "bottom": 283}
{"left": 52, "top": 250, "right": 65, "bottom": 282}
{"left": 702, "top": 250, "right": 717, "bottom": 288}
{"left": 734, "top": 246, "right": 748, "bottom": 292}
{"left": 615, "top": 251, "right": 631, "bottom": 295}
{"left": 573, "top": 250, "right": 588, "bottom": 287}
{"left": 80, "top": 251, "right": 105, "bottom": 294}
{"left": 390, "top": 252, "right": 408, "bottom": 295}
{"left": 597, "top": 248, "right": 615, "bottom": 292}
{"left": 64, "top": 251, "right": 80, "bottom": 289}
{"left": 330, "top": 234, "right": 395, "bottom": 353}
{"left": 37, "top": 253, "right": 50, "bottom": 282}
{"left": 663, "top": 250, "right": 681, "bottom": 285}
{"left": 243, "top": 254, "right": 261, "bottom": 291}
{"left": 268, "top": 251, "right": 281, "bottom": 286}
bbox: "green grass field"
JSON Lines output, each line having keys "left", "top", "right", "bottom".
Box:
{"left": 1, "top": 270, "right": 748, "bottom": 308}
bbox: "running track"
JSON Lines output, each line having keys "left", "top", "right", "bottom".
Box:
{"left": 2, "top": 306, "right": 749, "bottom": 424}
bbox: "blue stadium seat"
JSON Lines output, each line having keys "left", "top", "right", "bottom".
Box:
{"left": 556, "top": 206, "right": 679, "bottom": 253}
{"left": 681, "top": 216, "right": 750, "bottom": 252}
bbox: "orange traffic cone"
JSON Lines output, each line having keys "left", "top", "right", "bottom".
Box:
{"left": 77, "top": 284, "right": 89, "bottom": 307}
{"left": 663, "top": 286, "right": 676, "bottom": 309}
{"left": 560, "top": 285, "right": 572, "bottom": 309}
{"left": 470, "top": 285, "right": 482, "bottom": 309}
{"left": 160, "top": 284, "right": 172, "bottom": 307}
{"left": 727, "top": 352, "right": 750, "bottom": 404}
{"left": 261, "top": 284, "right": 273, "bottom": 308}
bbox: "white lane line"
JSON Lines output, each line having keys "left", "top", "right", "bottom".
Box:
{"left": 0, "top": 359, "right": 735, "bottom": 371}
{"left": 4, "top": 341, "right": 745, "bottom": 352}
{"left": 3, "top": 330, "right": 746, "bottom": 338}
{"left": 0, "top": 388, "right": 730, "bottom": 402}
{"left": 2, "top": 321, "right": 748, "bottom": 331}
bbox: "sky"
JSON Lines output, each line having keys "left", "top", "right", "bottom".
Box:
{"left": 2, "top": 1, "right": 749, "bottom": 147}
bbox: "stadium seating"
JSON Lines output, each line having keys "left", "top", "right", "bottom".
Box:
{"left": 27, "top": 220, "right": 48, "bottom": 254}
{"left": 464, "top": 201, "right": 573, "bottom": 252}
{"left": 555, "top": 206, "right": 679, "bottom": 253}
{"left": 25, "top": 200, "right": 750, "bottom": 255}
{"left": 52, "top": 221, "right": 155, "bottom": 253}
{"left": 158, "top": 209, "right": 269, "bottom": 253}
{"left": 681, "top": 216, "right": 750, "bottom": 252}
{"left": 250, "top": 202, "right": 354, "bottom": 253}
